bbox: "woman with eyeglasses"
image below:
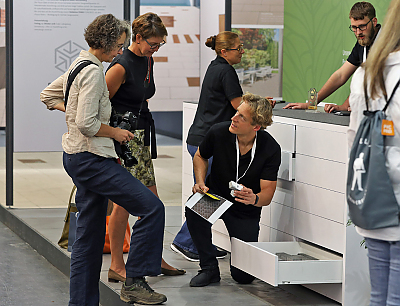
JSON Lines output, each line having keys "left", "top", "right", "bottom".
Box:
{"left": 40, "top": 14, "right": 167, "bottom": 305}
{"left": 171, "top": 31, "right": 246, "bottom": 261}
{"left": 104, "top": 12, "right": 185, "bottom": 284}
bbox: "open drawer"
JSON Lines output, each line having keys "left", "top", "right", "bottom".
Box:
{"left": 231, "top": 238, "right": 342, "bottom": 286}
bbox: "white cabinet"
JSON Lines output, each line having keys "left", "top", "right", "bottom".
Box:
{"left": 182, "top": 103, "right": 370, "bottom": 305}
{"left": 182, "top": 102, "right": 197, "bottom": 213}
{"left": 267, "top": 122, "right": 296, "bottom": 181}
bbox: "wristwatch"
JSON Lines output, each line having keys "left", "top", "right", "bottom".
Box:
{"left": 253, "top": 194, "right": 259, "bottom": 206}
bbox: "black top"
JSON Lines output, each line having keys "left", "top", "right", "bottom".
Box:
{"left": 347, "top": 24, "right": 381, "bottom": 67}
{"left": 186, "top": 56, "right": 243, "bottom": 146}
{"left": 199, "top": 122, "right": 281, "bottom": 219}
{"left": 107, "top": 49, "right": 155, "bottom": 117}
{"left": 106, "top": 48, "right": 157, "bottom": 157}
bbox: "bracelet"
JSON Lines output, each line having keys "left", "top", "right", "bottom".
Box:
{"left": 253, "top": 194, "right": 259, "bottom": 206}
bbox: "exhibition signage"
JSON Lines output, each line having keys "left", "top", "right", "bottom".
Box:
{"left": 13, "top": 0, "right": 124, "bottom": 151}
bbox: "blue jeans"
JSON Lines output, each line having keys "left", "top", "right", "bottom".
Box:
{"left": 365, "top": 237, "right": 400, "bottom": 306}
{"left": 63, "top": 152, "right": 164, "bottom": 306}
{"left": 172, "top": 144, "right": 213, "bottom": 254}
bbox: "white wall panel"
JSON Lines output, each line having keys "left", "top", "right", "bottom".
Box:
{"left": 13, "top": 0, "right": 123, "bottom": 151}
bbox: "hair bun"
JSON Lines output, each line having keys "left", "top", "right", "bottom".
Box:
{"left": 211, "top": 35, "right": 216, "bottom": 50}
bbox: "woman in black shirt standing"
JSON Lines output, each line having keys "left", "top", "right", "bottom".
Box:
{"left": 171, "top": 31, "right": 245, "bottom": 260}
{"left": 105, "top": 12, "right": 185, "bottom": 283}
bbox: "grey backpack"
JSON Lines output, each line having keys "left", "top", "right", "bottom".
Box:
{"left": 346, "top": 79, "right": 400, "bottom": 230}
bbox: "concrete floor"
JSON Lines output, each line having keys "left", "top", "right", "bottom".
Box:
{"left": 0, "top": 135, "right": 340, "bottom": 306}
{"left": 0, "top": 221, "right": 73, "bottom": 306}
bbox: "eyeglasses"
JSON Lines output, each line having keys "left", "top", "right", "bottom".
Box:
{"left": 115, "top": 44, "right": 124, "bottom": 52}
{"left": 226, "top": 44, "right": 244, "bottom": 52}
{"left": 349, "top": 18, "right": 373, "bottom": 32}
{"left": 143, "top": 38, "right": 166, "bottom": 50}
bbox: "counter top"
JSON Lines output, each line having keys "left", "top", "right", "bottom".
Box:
{"left": 273, "top": 103, "right": 350, "bottom": 126}
{"left": 183, "top": 100, "right": 350, "bottom": 126}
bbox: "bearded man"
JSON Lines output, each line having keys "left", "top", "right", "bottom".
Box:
{"left": 284, "top": 2, "right": 380, "bottom": 113}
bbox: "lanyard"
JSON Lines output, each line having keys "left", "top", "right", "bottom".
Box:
{"left": 363, "top": 27, "right": 381, "bottom": 63}
{"left": 235, "top": 135, "right": 257, "bottom": 183}
{"left": 363, "top": 46, "right": 367, "bottom": 63}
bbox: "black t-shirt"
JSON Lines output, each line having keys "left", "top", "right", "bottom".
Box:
{"left": 199, "top": 122, "right": 281, "bottom": 219}
{"left": 187, "top": 56, "right": 243, "bottom": 146}
{"left": 107, "top": 49, "right": 155, "bottom": 116}
{"left": 347, "top": 25, "right": 380, "bottom": 67}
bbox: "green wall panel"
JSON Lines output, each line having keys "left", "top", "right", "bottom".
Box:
{"left": 283, "top": 0, "right": 391, "bottom": 104}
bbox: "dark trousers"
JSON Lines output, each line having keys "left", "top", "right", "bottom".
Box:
{"left": 63, "top": 152, "right": 164, "bottom": 306}
{"left": 186, "top": 206, "right": 260, "bottom": 284}
{"left": 172, "top": 144, "right": 214, "bottom": 253}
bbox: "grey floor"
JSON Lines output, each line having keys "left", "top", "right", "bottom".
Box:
{"left": 0, "top": 220, "right": 72, "bottom": 306}
{"left": 4, "top": 206, "right": 340, "bottom": 306}
{"left": 0, "top": 134, "right": 340, "bottom": 306}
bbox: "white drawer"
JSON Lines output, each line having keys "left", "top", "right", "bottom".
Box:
{"left": 294, "top": 209, "right": 345, "bottom": 254}
{"left": 182, "top": 173, "right": 193, "bottom": 204}
{"left": 211, "top": 222, "right": 277, "bottom": 250}
{"left": 231, "top": 239, "right": 343, "bottom": 287}
{"left": 266, "top": 122, "right": 296, "bottom": 153}
{"left": 212, "top": 219, "right": 228, "bottom": 236}
{"left": 212, "top": 220, "right": 230, "bottom": 251}
{"left": 260, "top": 203, "right": 271, "bottom": 227}
{"left": 182, "top": 103, "right": 197, "bottom": 139}
{"left": 269, "top": 228, "right": 295, "bottom": 242}
{"left": 271, "top": 179, "right": 294, "bottom": 207}
{"left": 295, "top": 182, "right": 345, "bottom": 224}
{"left": 259, "top": 223, "right": 271, "bottom": 242}
{"left": 295, "top": 154, "right": 346, "bottom": 193}
{"left": 182, "top": 146, "right": 193, "bottom": 175}
{"left": 296, "top": 126, "right": 347, "bottom": 163}
{"left": 270, "top": 202, "right": 294, "bottom": 236}
{"left": 277, "top": 151, "right": 295, "bottom": 181}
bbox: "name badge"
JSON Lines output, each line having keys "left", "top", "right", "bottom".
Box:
{"left": 382, "top": 119, "right": 395, "bottom": 136}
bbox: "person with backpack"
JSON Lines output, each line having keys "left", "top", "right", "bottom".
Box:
{"left": 348, "top": 0, "right": 400, "bottom": 304}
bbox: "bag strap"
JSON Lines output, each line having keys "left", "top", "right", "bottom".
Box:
{"left": 64, "top": 60, "right": 98, "bottom": 109}
{"left": 383, "top": 78, "right": 400, "bottom": 112}
{"left": 364, "top": 77, "right": 400, "bottom": 113}
{"left": 69, "top": 185, "right": 77, "bottom": 208}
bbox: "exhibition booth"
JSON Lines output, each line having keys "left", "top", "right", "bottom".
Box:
{"left": 0, "top": 1, "right": 393, "bottom": 305}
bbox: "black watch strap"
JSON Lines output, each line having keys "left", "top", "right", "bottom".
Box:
{"left": 253, "top": 194, "right": 259, "bottom": 206}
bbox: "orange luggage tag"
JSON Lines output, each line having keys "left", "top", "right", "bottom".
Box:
{"left": 382, "top": 119, "right": 395, "bottom": 136}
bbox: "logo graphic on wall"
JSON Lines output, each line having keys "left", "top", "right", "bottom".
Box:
{"left": 55, "top": 41, "right": 86, "bottom": 72}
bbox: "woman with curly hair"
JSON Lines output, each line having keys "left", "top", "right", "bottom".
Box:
{"left": 40, "top": 14, "right": 167, "bottom": 305}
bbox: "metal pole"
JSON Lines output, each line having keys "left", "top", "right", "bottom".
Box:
{"left": 225, "top": 0, "right": 231, "bottom": 31}
{"left": 124, "top": 0, "right": 131, "bottom": 21}
{"left": 5, "top": 0, "right": 13, "bottom": 207}
{"left": 135, "top": 0, "right": 140, "bottom": 19}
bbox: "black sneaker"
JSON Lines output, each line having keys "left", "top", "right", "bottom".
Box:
{"left": 170, "top": 243, "right": 200, "bottom": 261}
{"left": 120, "top": 277, "right": 167, "bottom": 305}
{"left": 189, "top": 268, "right": 221, "bottom": 287}
{"left": 171, "top": 243, "right": 228, "bottom": 261}
{"left": 216, "top": 248, "right": 228, "bottom": 259}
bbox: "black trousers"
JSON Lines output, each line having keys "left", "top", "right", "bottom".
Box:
{"left": 186, "top": 206, "right": 260, "bottom": 284}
